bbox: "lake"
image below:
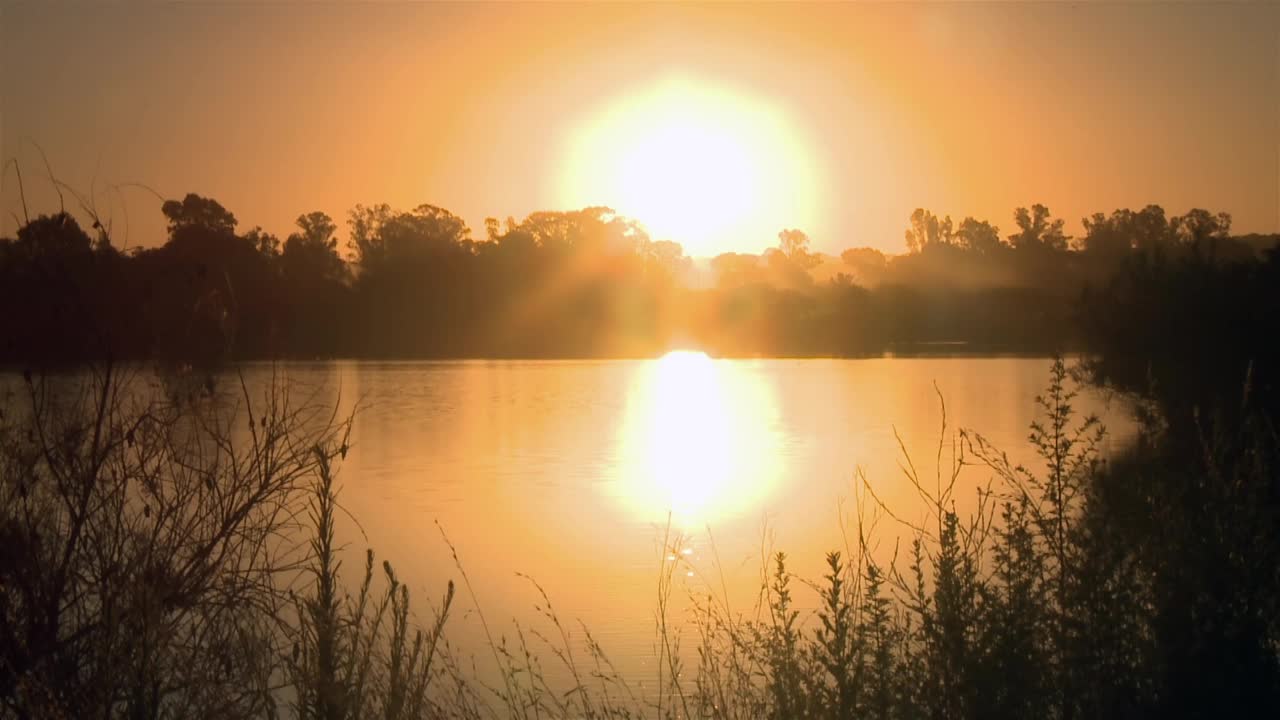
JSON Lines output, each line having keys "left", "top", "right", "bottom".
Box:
{"left": 235, "top": 354, "right": 1135, "bottom": 693}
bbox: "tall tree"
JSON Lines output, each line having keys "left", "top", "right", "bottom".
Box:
{"left": 778, "top": 228, "right": 820, "bottom": 269}
{"left": 955, "top": 217, "right": 1003, "bottom": 255}
{"left": 284, "top": 211, "right": 347, "bottom": 284}
{"left": 346, "top": 203, "right": 395, "bottom": 272}
{"left": 378, "top": 204, "right": 472, "bottom": 260}
{"left": 1008, "top": 204, "right": 1068, "bottom": 251}
{"left": 160, "top": 193, "right": 238, "bottom": 238}
{"left": 840, "top": 247, "right": 887, "bottom": 285}
{"left": 904, "top": 209, "right": 954, "bottom": 253}
{"left": 242, "top": 227, "right": 281, "bottom": 259}
{"left": 1172, "top": 208, "right": 1232, "bottom": 246}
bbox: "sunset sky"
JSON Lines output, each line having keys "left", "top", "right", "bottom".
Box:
{"left": 2, "top": 2, "right": 1277, "bottom": 256}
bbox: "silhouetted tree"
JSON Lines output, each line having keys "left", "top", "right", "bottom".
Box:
{"left": 1171, "top": 208, "right": 1232, "bottom": 247}
{"left": 0, "top": 212, "right": 118, "bottom": 363}
{"left": 283, "top": 212, "right": 346, "bottom": 284}
{"left": 955, "top": 217, "right": 1003, "bottom": 255}
{"left": 380, "top": 203, "right": 472, "bottom": 260}
{"left": 243, "top": 226, "right": 281, "bottom": 259}
{"left": 277, "top": 212, "right": 350, "bottom": 357}
{"left": 0, "top": 194, "right": 1265, "bottom": 363}
{"left": 161, "top": 192, "right": 238, "bottom": 237}
{"left": 840, "top": 247, "right": 888, "bottom": 285}
{"left": 346, "top": 203, "right": 395, "bottom": 273}
{"left": 148, "top": 194, "right": 284, "bottom": 364}
{"left": 904, "top": 208, "right": 954, "bottom": 253}
{"left": 1080, "top": 210, "right": 1138, "bottom": 257}
{"left": 1009, "top": 204, "right": 1068, "bottom": 251}
{"left": 777, "top": 228, "right": 820, "bottom": 269}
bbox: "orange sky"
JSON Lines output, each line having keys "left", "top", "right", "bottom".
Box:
{"left": 2, "top": 2, "right": 1277, "bottom": 256}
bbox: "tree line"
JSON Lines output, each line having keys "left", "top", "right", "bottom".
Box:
{"left": 4, "top": 193, "right": 1280, "bottom": 717}
{"left": 1, "top": 193, "right": 1276, "bottom": 365}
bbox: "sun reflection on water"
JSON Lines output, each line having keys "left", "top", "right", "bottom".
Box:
{"left": 613, "top": 351, "right": 782, "bottom": 526}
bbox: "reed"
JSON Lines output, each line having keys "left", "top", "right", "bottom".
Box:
{"left": 4, "top": 357, "right": 1277, "bottom": 718}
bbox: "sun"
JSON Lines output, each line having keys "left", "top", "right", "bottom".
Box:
{"left": 561, "top": 75, "right": 822, "bottom": 256}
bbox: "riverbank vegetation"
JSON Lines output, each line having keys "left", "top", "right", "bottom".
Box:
{"left": 2, "top": 193, "right": 1276, "bottom": 365}
{"left": 3, "top": 187, "right": 1278, "bottom": 716}
{"left": 2, "top": 350, "right": 1276, "bottom": 718}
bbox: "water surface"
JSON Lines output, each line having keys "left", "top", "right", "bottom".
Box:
{"left": 257, "top": 355, "right": 1133, "bottom": 686}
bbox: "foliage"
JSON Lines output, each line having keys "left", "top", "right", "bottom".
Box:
{"left": 0, "top": 363, "right": 349, "bottom": 717}
{"left": 3, "top": 191, "right": 1275, "bottom": 364}
{"left": 2, "top": 182, "right": 1279, "bottom": 717}
{"left": 1, "top": 355, "right": 1278, "bottom": 718}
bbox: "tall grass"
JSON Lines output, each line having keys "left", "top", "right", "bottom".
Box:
{"left": 324, "top": 358, "right": 1160, "bottom": 719}
{"left": 4, "top": 357, "right": 1277, "bottom": 718}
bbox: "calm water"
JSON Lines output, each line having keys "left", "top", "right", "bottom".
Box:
{"left": 240, "top": 355, "right": 1134, "bottom": 689}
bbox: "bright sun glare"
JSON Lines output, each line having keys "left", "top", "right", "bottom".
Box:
{"left": 562, "top": 76, "right": 821, "bottom": 256}
{"left": 613, "top": 350, "right": 782, "bottom": 526}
